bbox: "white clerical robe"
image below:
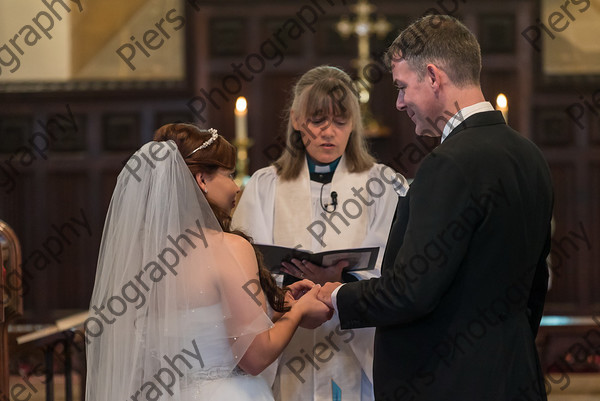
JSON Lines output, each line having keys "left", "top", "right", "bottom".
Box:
{"left": 232, "top": 157, "right": 407, "bottom": 401}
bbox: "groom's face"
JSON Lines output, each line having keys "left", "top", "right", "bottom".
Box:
{"left": 392, "top": 59, "right": 440, "bottom": 137}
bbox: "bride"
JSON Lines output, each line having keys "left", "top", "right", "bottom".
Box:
{"left": 85, "top": 123, "right": 332, "bottom": 401}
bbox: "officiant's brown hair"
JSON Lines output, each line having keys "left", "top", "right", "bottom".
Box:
{"left": 153, "top": 123, "right": 290, "bottom": 313}
{"left": 274, "top": 65, "right": 375, "bottom": 180}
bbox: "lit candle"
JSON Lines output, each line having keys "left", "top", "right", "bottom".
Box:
{"left": 235, "top": 97, "right": 248, "bottom": 141}
{"left": 496, "top": 93, "right": 508, "bottom": 124}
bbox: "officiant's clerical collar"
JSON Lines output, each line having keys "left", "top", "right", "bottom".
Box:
{"left": 307, "top": 155, "right": 340, "bottom": 183}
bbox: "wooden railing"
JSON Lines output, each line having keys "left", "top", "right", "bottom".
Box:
{"left": 1, "top": 220, "right": 23, "bottom": 397}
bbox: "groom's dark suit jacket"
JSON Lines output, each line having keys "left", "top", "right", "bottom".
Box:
{"left": 337, "top": 111, "right": 553, "bottom": 401}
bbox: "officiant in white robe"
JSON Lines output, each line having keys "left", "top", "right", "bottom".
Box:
{"left": 232, "top": 66, "right": 408, "bottom": 401}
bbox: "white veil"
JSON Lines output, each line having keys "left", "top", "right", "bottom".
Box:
{"left": 86, "top": 140, "right": 272, "bottom": 400}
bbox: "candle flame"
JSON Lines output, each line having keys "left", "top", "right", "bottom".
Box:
{"left": 236, "top": 97, "right": 247, "bottom": 112}
{"left": 496, "top": 93, "right": 508, "bottom": 109}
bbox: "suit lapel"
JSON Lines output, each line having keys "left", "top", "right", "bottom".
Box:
{"left": 381, "top": 190, "right": 411, "bottom": 272}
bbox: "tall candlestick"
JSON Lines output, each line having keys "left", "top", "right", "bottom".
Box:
{"left": 235, "top": 97, "right": 248, "bottom": 141}
{"left": 496, "top": 93, "right": 508, "bottom": 124}
{"left": 233, "top": 96, "right": 252, "bottom": 189}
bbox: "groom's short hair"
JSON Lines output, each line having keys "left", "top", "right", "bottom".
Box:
{"left": 385, "top": 15, "right": 482, "bottom": 88}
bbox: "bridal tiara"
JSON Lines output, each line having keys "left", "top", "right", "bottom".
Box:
{"left": 187, "top": 128, "right": 219, "bottom": 157}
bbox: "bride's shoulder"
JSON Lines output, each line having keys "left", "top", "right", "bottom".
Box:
{"left": 223, "top": 233, "right": 256, "bottom": 263}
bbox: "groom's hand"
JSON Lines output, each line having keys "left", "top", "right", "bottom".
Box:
{"left": 318, "top": 282, "right": 342, "bottom": 309}
{"left": 294, "top": 285, "right": 334, "bottom": 329}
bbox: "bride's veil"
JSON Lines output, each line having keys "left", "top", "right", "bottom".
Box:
{"left": 85, "top": 140, "right": 272, "bottom": 400}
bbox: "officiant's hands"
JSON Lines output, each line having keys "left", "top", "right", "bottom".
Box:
{"left": 291, "top": 284, "right": 334, "bottom": 329}
{"left": 281, "top": 259, "right": 350, "bottom": 286}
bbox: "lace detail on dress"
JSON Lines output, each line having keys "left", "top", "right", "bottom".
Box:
{"left": 180, "top": 365, "right": 248, "bottom": 390}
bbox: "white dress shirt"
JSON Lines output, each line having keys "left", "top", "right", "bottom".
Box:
{"left": 441, "top": 101, "right": 494, "bottom": 143}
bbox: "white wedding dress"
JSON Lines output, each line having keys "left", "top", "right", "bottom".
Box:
{"left": 86, "top": 141, "right": 276, "bottom": 401}
{"left": 178, "top": 304, "right": 274, "bottom": 401}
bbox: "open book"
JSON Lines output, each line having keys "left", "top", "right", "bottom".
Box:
{"left": 255, "top": 244, "right": 379, "bottom": 274}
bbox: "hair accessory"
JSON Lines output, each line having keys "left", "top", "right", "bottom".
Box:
{"left": 187, "top": 128, "right": 219, "bottom": 157}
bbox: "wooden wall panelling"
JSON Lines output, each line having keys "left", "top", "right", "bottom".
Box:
{"left": 201, "top": 74, "right": 239, "bottom": 144}
{"left": 479, "top": 14, "right": 516, "bottom": 54}
{"left": 42, "top": 170, "right": 91, "bottom": 313}
{"left": 314, "top": 16, "right": 356, "bottom": 57}
{"left": 49, "top": 114, "right": 87, "bottom": 153}
{"left": 209, "top": 18, "right": 247, "bottom": 57}
{"left": 533, "top": 107, "right": 576, "bottom": 147}
{"left": 102, "top": 113, "right": 141, "bottom": 152}
{"left": 2, "top": 167, "right": 40, "bottom": 320}
{"left": 532, "top": 85, "right": 597, "bottom": 314}
{"left": 154, "top": 111, "right": 195, "bottom": 129}
{"left": 590, "top": 100, "right": 600, "bottom": 145}
{"left": 589, "top": 163, "right": 600, "bottom": 309}
{"left": 262, "top": 17, "right": 304, "bottom": 57}
{"left": 0, "top": 115, "right": 32, "bottom": 154}
{"left": 250, "top": 73, "right": 297, "bottom": 171}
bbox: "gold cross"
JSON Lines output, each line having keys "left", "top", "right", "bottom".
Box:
{"left": 336, "top": 0, "right": 392, "bottom": 136}
{"left": 336, "top": 0, "right": 392, "bottom": 102}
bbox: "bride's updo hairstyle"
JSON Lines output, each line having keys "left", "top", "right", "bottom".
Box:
{"left": 153, "top": 123, "right": 289, "bottom": 312}
{"left": 154, "top": 123, "right": 235, "bottom": 226}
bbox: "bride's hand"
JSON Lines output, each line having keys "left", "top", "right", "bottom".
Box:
{"left": 284, "top": 290, "right": 296, "bottom": 308}
{"left": 272, "top": 280, "right": 315, "bottom": 323}
{"left": 286, "top": 279, "right": 316, "bottom": 300}
{"left": 293, "top": 285, "right": 334, "bottom": 329}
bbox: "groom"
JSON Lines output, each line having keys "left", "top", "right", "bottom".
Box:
{"left": 318, "top": 15, "right": 553, "bottom": 401}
